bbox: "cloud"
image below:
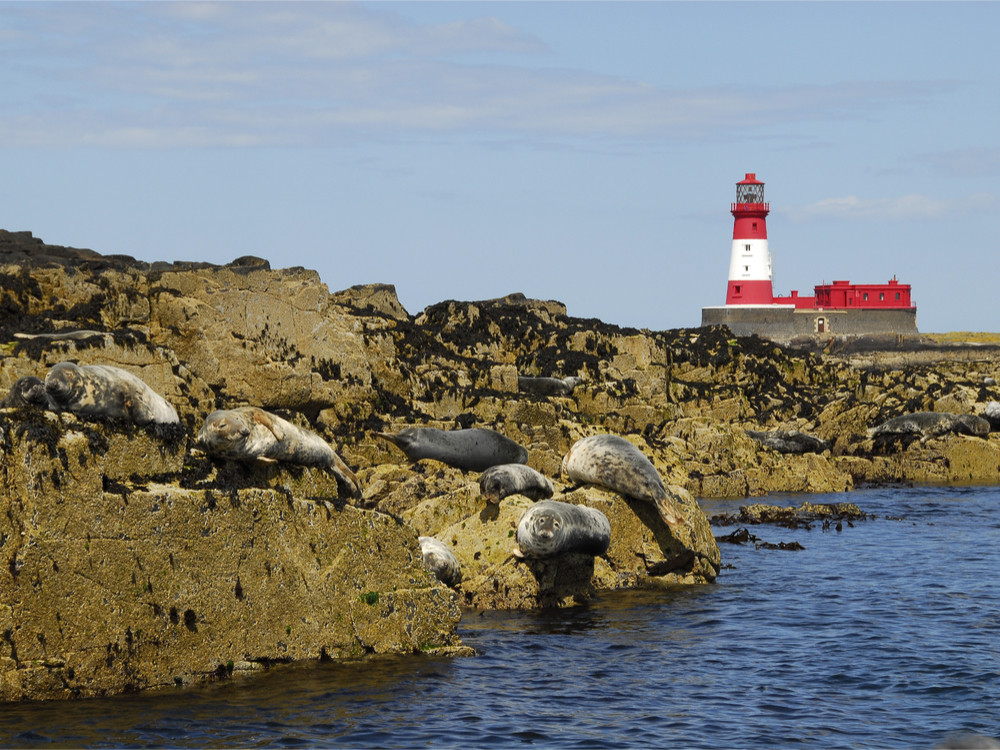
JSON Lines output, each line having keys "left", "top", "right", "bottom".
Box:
{"left": 783, "top": 192, "right": 1000, "bottom": 221}
{"left": 0, "top": 2, "right": 961, "bottom": 149}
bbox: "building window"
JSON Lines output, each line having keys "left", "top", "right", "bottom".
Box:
{"left": 895, "top": 292, "right": 900, "bottom": 300}
{"left": 735, "top": 285, "right": 741, "bottom": 294}
{"left": 863, "top": 293, "right": 868, "bottom": 301}
{"left": 745, "top": 244, "right": 751, "bottom": 252}
{"left": 752, "top": 222, "right": 758, "bottom": 231}
{"left": 879, "top": 293, "right": 884, "bottom": 301}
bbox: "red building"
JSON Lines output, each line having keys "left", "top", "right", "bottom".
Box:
{"left": 774, "top": 277, "right": 913, "bottom": 310}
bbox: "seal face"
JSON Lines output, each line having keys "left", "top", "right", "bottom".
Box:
{"left": 2, "top": 376, "right": 54, "bottom": 408}
{"left": 479, "top": 463, "right": 554, "bottom": 503}
{"left": 562, "top": 434, "right": 684, "bottom": 529}
{"left": 43, "top": 362, "right": 179, "bottom": 424}
{"left": 418, "top": 536, "right": 462, "bottom": 587}
{"left": 869, "top": 411, "right": 990, "bottom": 440}
{"left": 378, "top": 427, "right": 528, "bottom": 472}
{"left": 515, "top": 499, "right": 611, "bottom": 559}
{"left": 197, "top": 407, "right": 360, "bottom": 496}
{"left": 746, "top": 429, "right": 829, "bottom": 455}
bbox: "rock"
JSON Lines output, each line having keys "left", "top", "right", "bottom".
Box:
{"left": 0, "top": 415, "right": 462, "bottom": 701}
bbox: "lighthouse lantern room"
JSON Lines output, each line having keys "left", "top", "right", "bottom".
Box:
{"left": 726, "top": 173, "right": 774, "bottom": 305}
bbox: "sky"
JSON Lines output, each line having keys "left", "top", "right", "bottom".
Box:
{"left": 1, "top": 1, "right": 999, "bottom": 334}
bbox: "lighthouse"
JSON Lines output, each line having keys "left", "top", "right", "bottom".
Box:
{"left": 725, "top": 173, "right": 774, "bottom": 305}
{"left": 702, "top": 172, "right": 918, "bottom": 339}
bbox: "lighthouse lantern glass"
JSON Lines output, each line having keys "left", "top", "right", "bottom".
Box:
{"left": 736, "top": 183, "right": 765, "bottom": 205}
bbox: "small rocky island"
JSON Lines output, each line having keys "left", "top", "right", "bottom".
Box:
{"left": 3, "top": 228, "right": 1000, "bottom": 702}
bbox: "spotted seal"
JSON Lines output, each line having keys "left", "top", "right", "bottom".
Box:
{"left": 517, "top": 375, "right": 583, "bottom": 398}
{"left": 479, "top": 463, "right": 554, "bottom": 503}
{"left": 746, "top": 429, "right": 829, "bottom": 455}
{"left": 868, "top": 412, "right": 990, "bottom": 441}
{"left": 196, "top": 407, "right": 360, "bottom": 496}
{"left": 2, "top": 376, "right": 54, "bottom": 408}
{"left": 514, "top": 499, "right": 611, "bottom": 559}
{"left": 561, "top": 434, "right": 684, "bottom": 529}
{"left": 418, "top": 536, "right": 462, "bottom": 587}
{"left": 378, "top": 427, "right": 528, "bottom": 472}
{"left": 43, "top": 362, "right": 179, "bottom": 424}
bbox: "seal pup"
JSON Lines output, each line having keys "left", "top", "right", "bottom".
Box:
{"left": 2, "top": 376, "right": 55, "bottom": 408}
{"left": 517, "top": 375, "right": 583, "bottom": 398}
{"left": 746, "top": 429, "right": 829, "bottom": 455}
{"left": 196, "top": 407, "right": 360, "bottom": 496}
{"left": 479, "top": 463, "right": 554, "bottom": 503}
{"left": 378, "top": 427, "right": 528, "bottom": 472}
{"left": 868, "top": 412, "right": 990, "bottom": 441}
{"left": 562, "top": 434, "right": 685, "bottom": 529}
{"left": 514, "top": 499, "right": 611, "bottom": 559}
{"left": 44, "top": 362, "right": 179, "bottom": 425}
{"left": 418, "top": 536, "right": 462, "bottom": 587}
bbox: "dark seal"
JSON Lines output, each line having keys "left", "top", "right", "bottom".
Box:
{"left": 479, "top": 463, "right": 554, "bottom": 503}
{"left": 378, "top": 427, "right": 528, "bottom": 472}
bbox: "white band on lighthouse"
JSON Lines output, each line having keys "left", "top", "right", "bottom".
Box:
{"left": 728, "top": 238, "right": 771, "bottom": 282}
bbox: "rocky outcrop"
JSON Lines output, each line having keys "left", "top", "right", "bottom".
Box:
{"left": 5, "top": 228, "right": 1000, "bottom": 700}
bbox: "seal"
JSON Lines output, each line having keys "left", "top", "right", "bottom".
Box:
{"left": 561, "top": 434, "right": 685, "bottom": 529}
{"left": 2, "top": 376, "right": 54, "bottom": 408}
{"left": 378, "top": 427, "right": 528, "bottom": 472}
{"left": 14, "top": 330, "right": 108, "bottom": 342}
{"left": 746, "top": 429, "right": 829, "bottom": 454}
{"left": 479, "top": 463, "right": 554, "bottom": 503}
{"left": 868, "top": 412, "right": 990, "bottom": 441}
{"left": 196, "top": 407, "right": 360, "bottom": 496}
{"left": 514, "top": 499, "right": 611, "bottom": 559}
{"left": 418, "top": 536, "right": 462, "bottom": 587}
{"left": 517, "top": 375, "right": 583, "bottom": 398}
{"left": 43, "top": 362, "right": 179, "bottom": 424}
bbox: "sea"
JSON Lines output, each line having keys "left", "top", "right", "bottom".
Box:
{"left": 1, "top": 485, "right": 998, "bottom": 749}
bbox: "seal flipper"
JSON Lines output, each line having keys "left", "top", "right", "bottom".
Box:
{"left": 253, "top": 409, "right": 285, "bottom": 441}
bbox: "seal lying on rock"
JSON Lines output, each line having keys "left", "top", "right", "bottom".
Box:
{"left": 2, "top": 376, "right": 54, "bottom": 408}
{"left": 562, "top": 434, "right": 685, "bottom": 529}
{"left": 517, "top": 375, "right": 582, "bottom": 398}
{"left": 378, "top": 427, "right": 528, "bottom": 472}
{"left": 479, "top": 463, "right": 554, "bottom": 503}
{"left": 44, "top": 362, "right": 179, "bottom": 425}
{"left": 868, "top": 412, "right": 990, "bottom": 441}
{"left": 197, "top": 407, "right": 360, "bottom": 496}
{"left": 746, "top": 429, "right": 829, "bottom": 454}
{"left": 514, "top": 499, "right": 611, "bottom": 559}
{"left": 418, "top": 536, "right": 462, "bottom": 587}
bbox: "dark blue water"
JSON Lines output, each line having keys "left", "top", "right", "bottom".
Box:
{"left": 2, "top": 485, "right": 999, "bottom": 749}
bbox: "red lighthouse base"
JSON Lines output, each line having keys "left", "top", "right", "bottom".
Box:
{"left": 725, "top": 280, "right": 774, "bottom": 305}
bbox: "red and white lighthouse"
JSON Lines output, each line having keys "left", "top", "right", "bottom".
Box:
{"left": 725, "top": 173, "right": 774, "bottom": 305}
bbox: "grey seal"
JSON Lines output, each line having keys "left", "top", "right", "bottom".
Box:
{"left": 562, "top": 434, "right": 685, "bottom": 529}
{"left": 44, "top": 362, "right": 179, "bottom": 424}
{"left": 418, "top": 536, "right": 462, "bottom": 587}
{"left": 868, "top": 412, "right": 990, "bottom": 441}
{"left": 517, "top": 375, "right": 583, "bottom": 398}
{"left": 479, "top": 463, "right": 554, "bottom": 503}
{"left": 14, "top": 330, "right": 108, "bottom": 342}
{"left": 197, "top": 407, "right": 360, "bottom": 496}
{"left": 514, "top": 499, "right": 611, "bottom": 559}
{"left": 746, "top": 429, "right": 829, "bottom": 454}
{"left": 2, "top": 376, "right": 54, "bottom": 408}
{"left": 378, "top": 427, "right": 528, "bottom": 472}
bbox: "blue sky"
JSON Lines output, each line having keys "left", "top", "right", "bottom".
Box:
{"left": 1, "top": 1, "right": 998, "bottom": 333}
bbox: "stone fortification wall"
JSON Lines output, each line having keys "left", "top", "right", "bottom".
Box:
{"left": 701, "top": 306, "right": 919, "bottom": 339}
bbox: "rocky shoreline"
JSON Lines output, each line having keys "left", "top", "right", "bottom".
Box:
{"left": 3, "top": 228, "right": 1000, "bottom": 701}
